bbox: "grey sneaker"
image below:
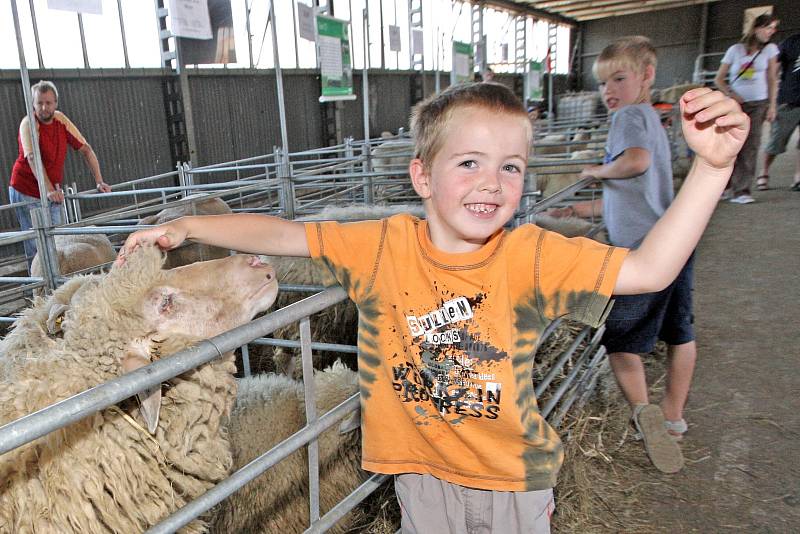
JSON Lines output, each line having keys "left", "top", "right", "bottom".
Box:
{"left": 730, "top": 194, "right": 755, "bottom": 204}
{"left": 631, "top": 404, "right": 685, "bottom": 473}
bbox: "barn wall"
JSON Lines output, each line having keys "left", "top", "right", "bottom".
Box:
{"left": 0, "top": 64, "right": 567, "bottom": 236}
{"left": 578, "top": 0, "right": 799, "bottom": 91}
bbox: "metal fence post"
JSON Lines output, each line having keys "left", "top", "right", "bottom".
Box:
{"left": 177, "top": 162, "right": 187, "bottom": 199}
{"left": 31, "top": 207, "right": 60, "bottom": 292}
{"left": 276, "top": 147, "right": 294, "bottom": 219}
{"left": 64, "top": 185, "right": 76, "bottom": 224}
{"left": 361, "top": 140, "right": 375, "bottom": 204}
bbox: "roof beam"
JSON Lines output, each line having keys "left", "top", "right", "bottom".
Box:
{"left": 534, "top": 0, "right": 606, "bottom": 8}
{"left": 573, "top": 0, "right": 717, "bottom": 20}
{"left": 558, "top": 0, "right": 677, "bottom": 12}
{"left": 485, "top": 0, "right": 578, "bottom": 25}
{"left": 569, "top": 0, "right": 706, "bottom": 18}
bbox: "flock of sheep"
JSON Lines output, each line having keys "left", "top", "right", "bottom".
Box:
{"left": 0, "top": 122, "right": 617, "bottom": 532}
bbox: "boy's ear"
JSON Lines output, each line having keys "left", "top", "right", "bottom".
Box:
{"left": 409, "top": 158, "right": 432, "bottom": 199}
{"left": 643, "top": 64, "right": 656, "bottom": 86}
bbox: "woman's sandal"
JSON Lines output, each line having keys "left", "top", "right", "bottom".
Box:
{"left": 631, "top": 404, "right": 685, "bottom": 474}
{"left": 756, "top": 175, "right": 769, "bottom": 191}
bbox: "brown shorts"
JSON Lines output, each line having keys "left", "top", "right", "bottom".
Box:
{"left": 395, "top": 473, "right": 555, "bottom": 534}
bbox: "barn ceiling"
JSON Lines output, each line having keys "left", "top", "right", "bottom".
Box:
{"left": 505, "top": 0, "right": 720, "bottom": 23}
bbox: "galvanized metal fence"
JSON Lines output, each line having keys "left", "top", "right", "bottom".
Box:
{"left": 0, "top": 124, "right": 612, "bottom": 532}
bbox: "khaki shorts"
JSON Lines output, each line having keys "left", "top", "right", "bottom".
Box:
{"left": 765, "top": 104, "right": 800, "bottom": 155}
{"left": 395, "top": 473, "right": 555, "bottom": 534}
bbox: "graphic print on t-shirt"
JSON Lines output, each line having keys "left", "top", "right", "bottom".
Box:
{"left": 394, "top": 292, "right": 508, "bottom": 424}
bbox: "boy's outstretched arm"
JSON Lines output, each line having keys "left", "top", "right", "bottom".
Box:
{"left": 115, "top": 213, "right": 309, "bottom": 265}
{"left": 614, "top": 89, "right": 749, "bottom": 295}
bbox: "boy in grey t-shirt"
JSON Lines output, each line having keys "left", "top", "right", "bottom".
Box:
{"left": 600, "top": 103, "right": 673, "bottom": 248}
{"left": 568, "top": 36, "right": 695, "bottom": 474}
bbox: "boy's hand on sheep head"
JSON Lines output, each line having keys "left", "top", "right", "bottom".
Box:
{"left": 680, "top": 88, "right": 749, "bottom": 170}
{"left": 115, "top": 223, "right": 187, "bottom": 266}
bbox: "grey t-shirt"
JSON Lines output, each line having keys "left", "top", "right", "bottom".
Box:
{"left": 602, "top": 104, "right": 673, "bottom": 249}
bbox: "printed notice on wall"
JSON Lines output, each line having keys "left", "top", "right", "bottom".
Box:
{"left": 47, "top": 0, "right": 102, "bottom": 14}
{"left": 389, "top": 25, "right": 401, "bottom": 52}
{"left": 169, "top": 0, "right": 212, "bottom": 40}
{"left": 451, "top": 41, "right": 473, "bottom": 85}
{"left": 298, "top": 2, "right": 316, "bottom": 41}
{"left": 412, "top": 29, "right": 424, "bottom": 55}
{"left": 527, "top": 60, "right": 544, "bottom": 101}
{"left": 319, "top": 35, "right": 343, "bottom": 78}
{"left": 180, "top": 0, "right": 236, "bottom": 65}
{"left": 316, "top": 15, "right": 355, "bottom": 102}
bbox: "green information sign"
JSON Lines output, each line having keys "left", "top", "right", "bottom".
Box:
{"left": 316, "top": 15, "right": 355, "bottom": 102}
{"left": 451, "top": 41, "right": 474, "bottom": 85}
{"left": 527, "top": 60, "right": 544, "bottom": 101}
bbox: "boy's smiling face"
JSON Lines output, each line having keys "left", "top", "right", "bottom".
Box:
{"left": 598, "top": 65, "right": 654, "bottom": 111}
{"left": 410, "top": 105, "right": 530, "bottom": 254}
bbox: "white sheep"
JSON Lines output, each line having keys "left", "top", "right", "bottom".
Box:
{"left": 531, "top": 149, "right": 604, "bottom": 200}
{"left": 369, "top": 132, "right": 414, "bottom": 201}
{"left": 138, "top": 195, "right": 233, "bottom": 269}
{"left": 533, "top": 134, "right": 569, "bottom": 156}
{"left": 213, "top": 360, "right": 364, "bottom": 533}
{"left": 0, "top": 246, "right": 279, "bottom": 533}
{"left": 30, "top": 232, "right": 117, "bottom": 279}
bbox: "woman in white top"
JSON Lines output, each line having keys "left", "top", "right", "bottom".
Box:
{"left": 715, "top": 13, "right": 779, "bottom": 203}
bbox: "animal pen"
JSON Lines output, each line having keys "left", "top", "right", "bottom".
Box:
{"left": 0, "top": 111, "right": 615, "bottom": 531}
{"left": 0, "top": 0, "right": 625, "bottom": 527}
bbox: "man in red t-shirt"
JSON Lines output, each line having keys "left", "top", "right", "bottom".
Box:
{"left": 9, "top": 80, "right": 110, "bottom": 266}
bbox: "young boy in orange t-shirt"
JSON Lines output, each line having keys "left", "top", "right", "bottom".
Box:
{"left": 119, "top": 82, "right": 747, "bottom": 532}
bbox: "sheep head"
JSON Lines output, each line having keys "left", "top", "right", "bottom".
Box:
{"left": 53, "top": 246, "right": 278, "bottom": 432}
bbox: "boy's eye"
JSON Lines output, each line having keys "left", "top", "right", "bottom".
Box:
{"left": 459, "top": 160, "right": 477, "bottom": 169}
{"left": 502, "top": 164, "right": 521, "bottom": 173}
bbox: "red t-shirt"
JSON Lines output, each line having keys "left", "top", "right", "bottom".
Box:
{"left": 10, "top": 111, "right": 86, "bottom": 198}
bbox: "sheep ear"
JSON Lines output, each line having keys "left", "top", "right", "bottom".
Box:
{"left": 121, "top": 347, "right": 162, "bottom": 434}
{"left": 46, "top": 302, "right": 70, "bottom": 336}
{"left": 339, "top": 406, "right": 360, "bottom": 434}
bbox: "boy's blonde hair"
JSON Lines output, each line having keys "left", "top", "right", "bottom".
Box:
{"left": 592, "top": 36, "right": 657, "bottom": 82}
{"left": 410, "top": 82, "right": 530, "bottom": 169}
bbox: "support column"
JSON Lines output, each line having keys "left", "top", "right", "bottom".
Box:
{"left": 471, "top": 2, "right": 485, "bottom": 75}
{"left": 154, "top": 0, "right": 198, "bottom": 168}
{"left": 408, "top": 0, "right": 424, "bottom": 102}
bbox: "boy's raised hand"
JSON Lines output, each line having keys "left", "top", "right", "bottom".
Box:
{"left": 115, "top": 222, "right": 187, "bottom": 266}
{"left": 680, "top": 88, "right": 749, "bottom": 170}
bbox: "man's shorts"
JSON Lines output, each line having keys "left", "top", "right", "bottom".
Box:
{"left": 602, "top": 254, "right": 695, "bottom": 354}
{"left": 765, "top": 104, "right": 800, "bottom": 155}
{"left": 395, "top": 473, "right": 554, "bottom": 533}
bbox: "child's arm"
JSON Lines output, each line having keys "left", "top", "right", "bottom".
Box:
{"left": 547, "top": 198, "right": 602, "bottom": 219}
{"left": 614, "top": 88, "right": 748, "bottom": 295}
{"left": 580, "top": 148, "right": 650, "bottom": 181}
{"left": 766, "top": 55, "right": 779, "bottom": 122}
{"left": 116, "top": 213, "right": 309, "bottom": 265}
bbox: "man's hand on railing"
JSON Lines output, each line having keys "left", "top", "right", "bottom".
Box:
{"left": 96, "top": 181, "right": 112, "bottom": 193}
{"left": 46, "top": 185, "right": 65, "bottom": 204}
